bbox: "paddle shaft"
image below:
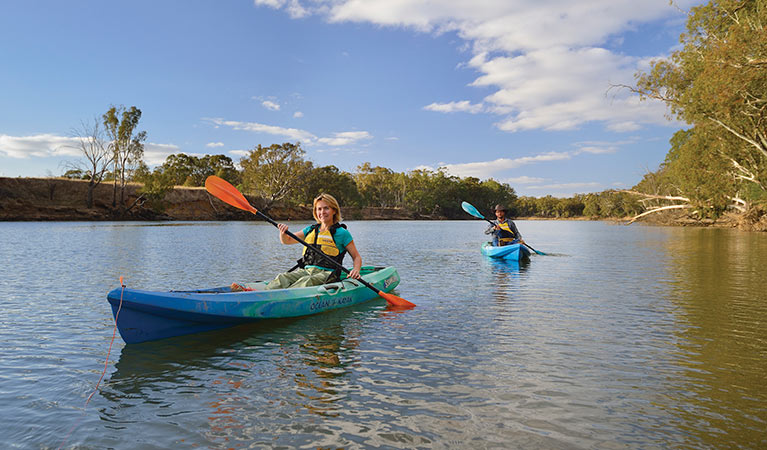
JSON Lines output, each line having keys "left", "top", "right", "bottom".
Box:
{"left": 253, "top": 210, "right": 386, "bottom": 295}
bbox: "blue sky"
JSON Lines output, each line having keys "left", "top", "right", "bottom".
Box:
{"left": 0, "top": 0, "right": 700, "bottom": 197}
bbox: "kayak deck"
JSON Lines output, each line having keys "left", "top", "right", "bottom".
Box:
{"left": 480, "top": 242, "right": 531, "bottom": 261}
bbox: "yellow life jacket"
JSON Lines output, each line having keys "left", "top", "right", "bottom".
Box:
{"left": 497, "top": 221, "right": 517, "bottom": 244}
{"left": 298, "top": 223, "right": 348, "bottom": 272}
{"left": 302, "top": 226, "right": 341, "bottom": 258}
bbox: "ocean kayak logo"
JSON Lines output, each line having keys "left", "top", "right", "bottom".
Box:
{"left": 383, "top": 275, "right": 398, "bottom": 289}
{"left": 310, "top": 296, "right": 353, "bottom": 311}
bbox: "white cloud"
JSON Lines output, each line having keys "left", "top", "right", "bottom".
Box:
{"left": 205, "top": 117, "right": 317, "bottom": 142}
{"left": 574, "top": 145, "right": 617, "bottom": 155}
{"left": 253, "top": 0, "right": 695, "bottom": 133}
{"left": 143, "top": 143, "right": 184, "bottom": 166}
{"left": 423, "top": 100, "right": 483, "bottom": 114}
{"left": 529, "top": 181, "right": 603, "bottom": 190}
{"left": 441, "top": 151, "right": 572, "bottom": 178}
{"left": 206, "top": 142, "right": 225, "bottom": 148}
{"left": 254, "top": 0, "right": 309, "bottom": 18}
{"left": 262, "top": 100, "right": 281, "bottom": 111}
{"left": 293, "top": 111, "right": 304, "bottom": 118}
{"left": 505, "top": 175, "right": 545, "bottom": 184}
{"left": 0, "top": 134, "right": 81, "bottom": 158}
{"left": 229, "top": 149, "right": 251, "bottom": 158}
{"left": 317, "top": 131, "right": 372, "bottom": 146}
{"left": 205, "top": 117, "right": 372, "bottom": 148}
{"left": 521, "top": 181, "right": 606, "bottom": 197}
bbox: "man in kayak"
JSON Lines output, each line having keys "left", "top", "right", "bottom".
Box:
{"left": 232, "top": 193, "right": 363, "bottom": 291}
{"left": 485, "top": 204, "right": 525, "bottom": 247}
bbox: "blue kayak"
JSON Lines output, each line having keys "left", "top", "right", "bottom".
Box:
{"left": 106, "top": 266, "right": 400, "bottom": 344}
{"left": 481, "top": 242, "right": 531, "bottom": 261}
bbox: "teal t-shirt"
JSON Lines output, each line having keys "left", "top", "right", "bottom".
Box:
{"left": 301, "top": 224, "right": 353, "bottom": 251}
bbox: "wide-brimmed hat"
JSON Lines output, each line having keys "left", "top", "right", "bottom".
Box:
{"left": 493, "top": 204, "right": 507, "bottom": 211}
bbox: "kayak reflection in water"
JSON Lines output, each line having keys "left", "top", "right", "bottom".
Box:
{"left": 232, "top": 193, "right": 363, "bottom": 291}
{"left": 484, "top": 204, "right": 526, "bottom": 247}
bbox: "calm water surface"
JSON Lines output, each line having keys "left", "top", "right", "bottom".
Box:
{"left": 1, "top": 220, "right": 765, "bottom": 449}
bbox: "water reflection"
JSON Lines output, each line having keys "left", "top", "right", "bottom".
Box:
{"left": 485, "top": 258, "right": 529, "bottom": 304}
{"left": 661, "top": 228, "right": 767, "bottom": 448}
{"left": 104, "top": 301, "right": 385, "bottom": 447}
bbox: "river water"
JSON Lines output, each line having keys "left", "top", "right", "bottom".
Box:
{"left": 1, "top": 220, "right": 765, "bottom": 449}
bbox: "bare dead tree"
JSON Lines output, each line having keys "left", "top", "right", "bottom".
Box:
{"left": 63, "top": 118, "right": 113, "bottom": 208}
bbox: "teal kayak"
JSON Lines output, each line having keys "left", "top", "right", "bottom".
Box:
{"left": 106, "top": 266, "right": 400, "bottom": 344}
{"left": 481, "top": 242, "right": 531, "bottom": 261}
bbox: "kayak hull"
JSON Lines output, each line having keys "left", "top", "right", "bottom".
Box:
{"left": 107, "top": 266, "right": 400, "bottom": 344}
{"left": 481, "top": 242, "right": 531, "bottom": 261}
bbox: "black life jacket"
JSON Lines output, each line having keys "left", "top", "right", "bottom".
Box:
{"left": 290, "top": 223, "right": 348, "bottom": 281}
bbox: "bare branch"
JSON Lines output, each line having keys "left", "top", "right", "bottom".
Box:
{"left": 707, "top": 116, "right": 767, "bottom": 158}
{"left": 620, "top": 190, "right": 691, "bottom": 202}
{"left": 626, "top": 204, "right": 692, "bottom": 225}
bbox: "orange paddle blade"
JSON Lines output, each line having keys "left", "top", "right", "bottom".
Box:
{"left": 205, "top": 176, "right": 257, "bottom": 214}
{"left": 379, "top": 290, "right": 416, "bottom": 308}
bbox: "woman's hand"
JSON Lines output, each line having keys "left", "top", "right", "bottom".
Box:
{"left": 345, "top": 241, "right": 362, "bottom": 279}
{"left": 277, "top": 223, "right": 298, "bottom": 245}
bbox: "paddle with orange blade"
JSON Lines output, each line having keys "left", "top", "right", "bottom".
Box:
{"left": 205, "top": 176, "right": 415, "bottom": 307}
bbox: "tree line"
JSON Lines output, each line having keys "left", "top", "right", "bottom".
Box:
{"left": 63, "top": 129, "right": 639, "bottom": 219}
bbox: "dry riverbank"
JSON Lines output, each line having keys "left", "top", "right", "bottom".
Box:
{"left": 0, "top": 177, "right": 429, "bottom": 222}
{"left": 2, "top": 177, "right": 764, "bottom": 230}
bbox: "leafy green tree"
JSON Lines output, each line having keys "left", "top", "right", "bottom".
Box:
{"left": 631, "top": 0, "right": 767, "bottom": 215}
{"left": 103, "top": 105, "right": 146, "bottom": 210}
{"left": 290, "top": 164, "right": 362, "bottom": 207}
{"left": 240, "top": 142, "right": 310, "bottom": 209}
{"left": 159, "top": 153, "right": 239, "bottom": 187}
{"left": 402, "top": 169, "right": 439, "bottom": 214}
{"left": 133, "top": 163, "right": 176, "bottom": 213}
{"left": 354, "top": 163, "right": 405, "bottom": 207}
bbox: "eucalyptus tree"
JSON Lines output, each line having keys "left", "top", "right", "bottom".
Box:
{"left": 354, "top": 162, "right": 405, "bottom": 207}
{"left": 158, "top": 153, "right": 240, "bottom": 187}
{"left": 103, "top": 105, "right": 146, "bottom": 210}
{"left": 239, "top": 142, "right": 311, "bottom": 210}
{"left": 290, "top": 164, "right": 361, "bottom": 207}
{"left": 628, "top": 0, "right": 767, "bottom": 217}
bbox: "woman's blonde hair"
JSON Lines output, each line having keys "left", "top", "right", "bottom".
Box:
{"left": 312, "top": 193, "right": 342, "bottom": 223}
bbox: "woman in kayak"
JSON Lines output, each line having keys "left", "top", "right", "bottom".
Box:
{"left": 485, "top": 204, "right": 526, "bottom": 247}
{"left": 232, "top": 193, "right": 362, "bottom": 291}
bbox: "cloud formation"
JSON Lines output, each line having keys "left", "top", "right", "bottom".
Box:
{"left": 441, "top": 151, "right": 572, "bottom": 178}
{"left": 206, "top": 118, "right": 317, "bottom": 142}
{"left": 253, "top": 0, "right": 693, "bottom": 133}
{"left": 144, "top": 143, "right": 183, "bottom": 165}
{"left": 0, "top": 134, "right": 81, "bottom": 159}
{"left": 317, "top": 131, "right": 372, "bottom": 146}
{"left": 0, "top": 134, "right": 181, "bottom": 167}
{"left": 423, "top": 100, "right": 483, "bottom": 114}
{"left": 262, "top": 100, "right": 281, "bottom": 111}
{"left": 206, "top": 118, "right": 372, "bottom": 148}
